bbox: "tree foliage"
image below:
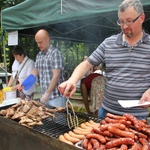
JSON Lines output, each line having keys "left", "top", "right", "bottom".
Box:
{"left": 0, "top": 0, "right": 25, "bottom": 67}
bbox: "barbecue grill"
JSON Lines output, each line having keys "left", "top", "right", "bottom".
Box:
{"left": 0, "top": 106, "right": 101, "bottom": 150}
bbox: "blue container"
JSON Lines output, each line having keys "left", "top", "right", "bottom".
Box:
{"left": 21, "top": 74, "right": 36, "bottom": 90}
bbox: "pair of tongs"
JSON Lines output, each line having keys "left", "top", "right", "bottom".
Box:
{"left": 66, "top": 97, "right": 79, "bottom": 129}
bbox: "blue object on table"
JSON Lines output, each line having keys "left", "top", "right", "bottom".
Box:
{"left": 21, "top": 74, "right": 36, "bottom": 90}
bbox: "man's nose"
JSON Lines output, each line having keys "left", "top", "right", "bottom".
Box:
{"left": 121, "top": 23, "right": 128, "bottom": 29}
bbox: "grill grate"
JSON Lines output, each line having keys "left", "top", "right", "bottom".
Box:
{"left": 33, "top": 111, "right": 101, "bottom": 138}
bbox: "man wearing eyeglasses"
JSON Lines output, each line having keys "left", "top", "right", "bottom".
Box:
{"left": 58, "top": 0, "right": 150, "bottom": 120}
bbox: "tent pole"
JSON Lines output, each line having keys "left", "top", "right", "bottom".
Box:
{"left": 2, "top": 30, "right": 8, "bottom": 85}
{"left": 61, "top": 0, "right": 62, "bottom": 14}
{"left": 1, "top": 9, "right": 8, "bottom": 85}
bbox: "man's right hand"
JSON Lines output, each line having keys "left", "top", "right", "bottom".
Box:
{"left": 58, "top": 80, "right": 76, "bottom": 98}
{"left": 40, "top": 92, "right": 50, "bottom": 104}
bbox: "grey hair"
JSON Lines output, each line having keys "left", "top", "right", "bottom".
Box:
{"left": 118, "top": 0, "right": 144, "bottom": 14}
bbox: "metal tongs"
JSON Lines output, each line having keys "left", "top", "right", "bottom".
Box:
{"left": 66, "top": 97, "right": 79, "bottom": 129}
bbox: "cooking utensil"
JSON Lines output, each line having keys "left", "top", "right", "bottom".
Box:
{"left": 66, "top": 97, "right": 79, "bottom": 129}
{"left": 21, "top": 74, "right": 36, "bottom": 90}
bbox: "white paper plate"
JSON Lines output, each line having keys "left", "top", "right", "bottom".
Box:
{"left": 118, "top": 100, "right": 150, "bottom": 108}
{"left": 0, "top": 98, "right": 21, "bottom": 107}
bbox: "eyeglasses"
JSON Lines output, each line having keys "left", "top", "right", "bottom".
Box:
{"left": 117, "top": 14, "right": 142, "bottom": 26}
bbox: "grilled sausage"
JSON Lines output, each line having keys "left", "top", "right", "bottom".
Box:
{"left": 75, "top": 126, "right": 93, "bottom": 132}
{"left": 123, "top": 113, "right": 146, "bottom": 131}
{"left": 68, "top": 131, "right": 85, "bottom": 140}
{"left": 108, "top": 126, "right": 135, "bottom": 139}
{"left": 129, "top": 128, "right": 148, "bottom": 139}
{"left": 80, "top": 123, "right": 93, "bottom": 129}
{"left": 105, "top": 117, "right": 131, "bottom": 127}
{"left": 139, "top": 138, "right": 150, "bottom": 150}
{"left": 93, "top": 127, "right": 113, "bottom": 137}
{"left": 58, "top": 135, "right": 74, "bottom": 145}
{"left": 99, "top": 123, "right": 126, "bottom": 131}
{"left": 119, "top": 144, "right": 128, "bottom": 150}
{"left": 64, "top": 133, "right": 80, "bottom": 143}
{"left": 106, "top": 113, "right": 127, "bottom": 120}
{"left": 86, "top": 133, "right": 106, "bottom": 144}
{"left": 90, "top": 138, "right": 100, "bottom": 149}
{"left": 89, "top": 120, "right": 100, "bottom": 125}
{"left": 147, "top": 137, "right": 150, "bottom": 143}
{"left": 99, "top": 144, "right": 106, "bottom": 150}
{"left": 82, "top": 138, "right": 89, "bottom": 149}
{"left": 73, "top": 128, "right": 91, "bottom": 135}
{"left": 128, "top": 142, "right": 142, "bottom": 150}
{"left": 140, "top": 126, "right": 150, "bottom": 136}
{"left": 87, "top": 140, "right": 93, "bottom": 150}
{"left": 85, "top": 121, "right": 99, "bottom": 128}
{"left": 105, "top": 138, "right": 134, "bottom": 149}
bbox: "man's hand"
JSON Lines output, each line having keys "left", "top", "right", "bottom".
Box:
{"left": 12, "top": 83, "right": 22, "bottom": 91}
{"left": 40, "top": 92, "right": 50, "bottom": 104}
{"left": 139, "top": 88, "right": 150, "bottom": 108}
{"left": 58, "top": 80, "right": 76, "bottom": 98}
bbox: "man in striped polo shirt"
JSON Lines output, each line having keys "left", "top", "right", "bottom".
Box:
{"left": 58, "top": 0, "right": 150, "bottom": 120}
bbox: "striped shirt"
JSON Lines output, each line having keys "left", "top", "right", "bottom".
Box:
{"left": 88, "top": 30, "right": 150, "bottom": 117}
{"left": 35, "top": 45, "right": 65, "bottom": 99}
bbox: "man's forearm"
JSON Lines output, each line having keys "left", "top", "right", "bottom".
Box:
{"left": 8, "top": 76, "right": 14, "bottom": 87}
{"left": 69, "top": 60, "right": 93, "bottom": 84}
{"left": 46, "top": 77, "right": 59, "bottom": 95}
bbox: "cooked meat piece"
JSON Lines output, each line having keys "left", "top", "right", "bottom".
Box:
{"left": 27, "top": 121, "right": 43, "bottom": 127}
{"left": 5, "top": 108, "right": 15, "bottom": 118}
{"left": 41, "top": 114, "right": 50, "bottom": 119}
{"left": 0, "top": 99, "right": 63, "bottom": 128}
{"left": 11, "top": 101, "right": 22, "bottom": 108}
{"left": 56, "top": 107, "right": 65, "bottom": 112}
{"left": 0, "top": 109, "right": 7, "bottom": 115}
{"left": 19, "top": 116, "right": 33, "bottom": 124}
{"left": 44, "top": 112, "right": 55, "bottom": 118}
{"left": 26, "top": 105, "right": 39, "bottom": 116}
{"left": 22, "top": 104, "right": 31, "bottom": 113}
{"left": 37, "top": 109, "right": 45, "bottom": 117}
{"left": 32, "top": 100, "right": 43, "bottom": 107}
{"left": 11, "top": 111, "right": 25, "bottom": 119}
{"left": 36, "top": 121, "right": 43, "bottom": 125}
{"left": 21, "top": 123, "right": 32, "bottom": 128}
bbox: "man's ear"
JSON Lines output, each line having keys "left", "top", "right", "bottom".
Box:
{"left": 141, "top": 13, "right": 145, "bottom": 23}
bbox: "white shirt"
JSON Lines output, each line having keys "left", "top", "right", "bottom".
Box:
{"left": 12, "top": 56, "right": 36, "bottom": 95}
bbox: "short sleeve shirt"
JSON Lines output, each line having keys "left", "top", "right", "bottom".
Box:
{"left": 88, "top": 30, "right": 150, "bottom": 117}
{"left": 35, "top": 45, "right": 65, "bottom": 99}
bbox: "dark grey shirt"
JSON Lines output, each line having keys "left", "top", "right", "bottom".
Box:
{"left": 88, "top": 30, "right": 150, "bottom": 117}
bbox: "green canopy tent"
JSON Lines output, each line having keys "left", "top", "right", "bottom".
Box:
{"left": 1, "top": 0, "right": 150, "bottom": 43}
{"left": 1, "top": 0, "right": 150, "bottom": 82}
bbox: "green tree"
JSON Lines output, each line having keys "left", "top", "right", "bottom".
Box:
{"left": 0, "top": 0, "right": 25, "bottom": 70}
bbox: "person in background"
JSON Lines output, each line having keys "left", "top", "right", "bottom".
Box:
{"left": 77, "top": 55, "right": 94, "bottom": 90}
{"left": 80, "top": 65, "right": 104, "bottom": 114}
{"left": 58, "top": 0, "right": 150, "bottom": 120}
{"left": 8, "top": 45, "right": 36, "bottom": 100}
{"left": 24, "top": 29, "right": 66, "bottom": 107}
{"left": 93, "top": 64, "right": 103, "bottom": 75}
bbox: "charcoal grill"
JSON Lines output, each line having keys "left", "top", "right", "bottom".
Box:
{"left": 0, "top": 106, "right": 101, "bottom": 150}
